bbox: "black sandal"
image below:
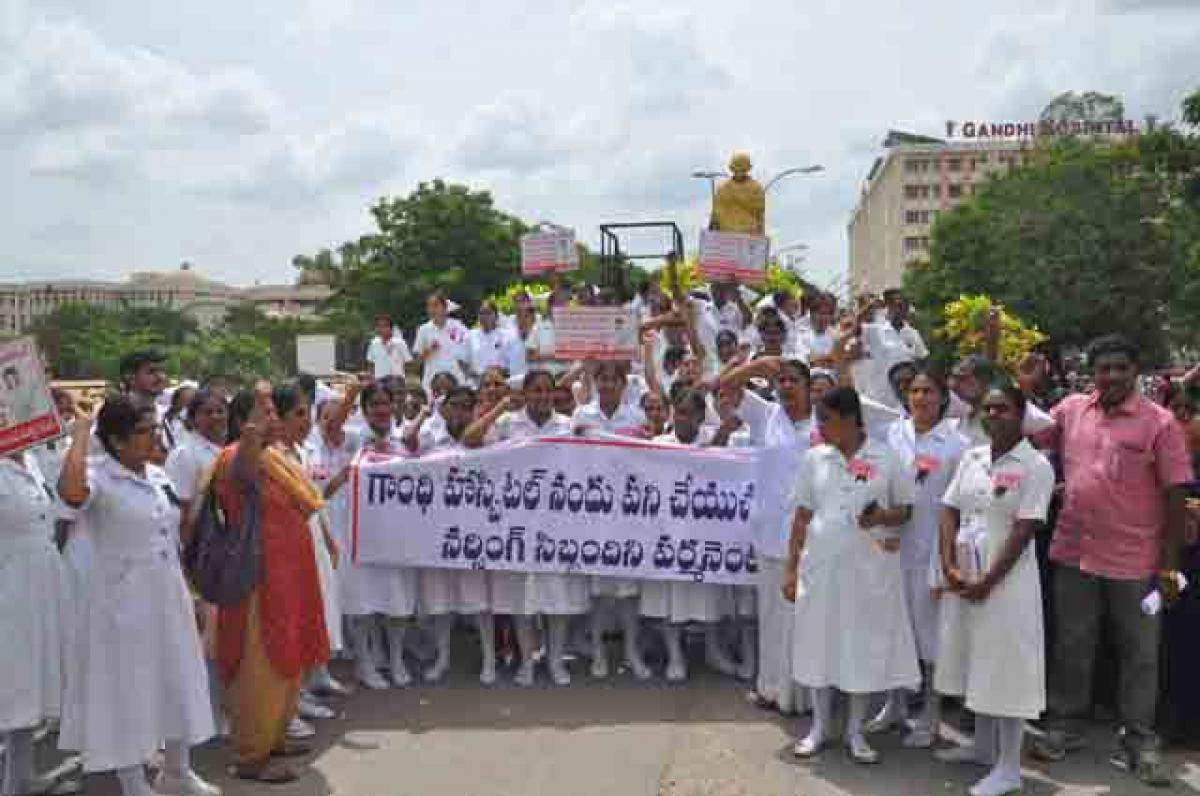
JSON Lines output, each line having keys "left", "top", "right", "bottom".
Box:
{"left": 233, "top": 763, "right": 299, "bottom": 784}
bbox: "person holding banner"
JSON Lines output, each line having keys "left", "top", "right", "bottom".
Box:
{"left": 720, "top": 355, "right": 818, "bottom": 714}
{"left": 784, "top": 387, "right": 919, "bottom": 765}
{"left": 641, "top": 388, "right": 743, "bottom": 682}
{"left": 403, "top": 386, "right": 497, "bottom": 685}
{"left": 572, "top": 362, "right": 653, "bottom": 681}
{"left": 0, "top": 449, "right": 71, "bottom": 796}
{"left": 57, "top": 397, "right": 218, "bottom": 796}
{"left": 463, "top": 369, "right": 587, "bottom": 686}
{"left": 326, "top": 380, "right": 420, "bottom": 691}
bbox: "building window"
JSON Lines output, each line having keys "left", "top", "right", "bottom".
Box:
{"left": 903, "top": 236, "right": 930, "bottom": 254}
{"left": 905, "top": 209, "right": 931, "bottom": 225}
{"left": 931, "top": 184, "right": 941, "bottom": 199}
{"left": 948, "top": 157, "right": 962, "bottom": 172}
{"left": 948, "top": 184, "right": 964, "bottom": 199}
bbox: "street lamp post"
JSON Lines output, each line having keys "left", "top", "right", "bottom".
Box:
{"left": 690, "top": 170, "right": 726, "bottom": 199}
{"left": 763, "top": 164, "right": 824, "bottom": 194}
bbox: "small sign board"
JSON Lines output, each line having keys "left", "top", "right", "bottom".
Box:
{"left": 296, "top": 334, "right": 337, "bottom": 376}
{"left": 553, "top": 306, "right": 638, "bottom": 361}
{"left": 699, "top": 230, "right": 770, "bottom": 283}
{"left": 521, "top": 229, "right": 579, "bottom": 275}
{"left": 0, "top": 337, "right": 63, "bottom": 456}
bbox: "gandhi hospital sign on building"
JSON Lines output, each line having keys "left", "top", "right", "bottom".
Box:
{"left": 945, "top": 119, "right": 1139, "bottom": 139}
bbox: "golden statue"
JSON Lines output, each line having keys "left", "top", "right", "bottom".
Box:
{"left": 710, "top": 151, "right": 765, "bottom": 235}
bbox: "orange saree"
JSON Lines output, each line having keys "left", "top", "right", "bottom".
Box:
{"left": 213, "top": 445, "right": 329, "bottom": 766}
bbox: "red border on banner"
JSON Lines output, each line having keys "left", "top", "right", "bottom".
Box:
{"left": 0, "top": 413, "right": 61, "bottom": 457}
{"left": 351, "top": 458, "right": 361, "bottom": 563}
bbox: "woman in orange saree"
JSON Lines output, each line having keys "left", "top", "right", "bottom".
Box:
{"left": 213, "top": 386, "right": 329, "bottom": 783}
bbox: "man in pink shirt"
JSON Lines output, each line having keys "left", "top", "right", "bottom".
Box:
{"left": 1034, "top": 335, "right": 1191, "bottom": 787}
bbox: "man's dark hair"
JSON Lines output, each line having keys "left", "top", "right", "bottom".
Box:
{"left": 1087, "top": 334, "right": 1139, "bottom": 367}
{"left": 295, "top": 373, "right": 317, "bottom": 402}
{"left": 118, "top": 349, "right": 165, "bottom": 379}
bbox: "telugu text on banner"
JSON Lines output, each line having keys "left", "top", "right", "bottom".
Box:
{"left": 352, "top": 436, "right": 793, "bottom": 585}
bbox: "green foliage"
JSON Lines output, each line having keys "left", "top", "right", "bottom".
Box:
{"left": 484, "top": 281, "right": 552, "bottom": 315}
{"left": 905, "top": 93, "right": 1200, "bottom": 365}
{"left": 29, "top": 300, "right": 317, "bottom": 385}
{"left": 293, "top": 180, "right": 528, "bottom": 362}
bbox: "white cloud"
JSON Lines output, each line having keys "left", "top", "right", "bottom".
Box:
{"left": 2, "top": 0, "right": 1198, "bottom": 289}
{"left": 0, "top": 16, "right": 281, "bottom": 137}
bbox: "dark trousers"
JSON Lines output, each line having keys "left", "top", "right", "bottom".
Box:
{"left": 1046, "top": 564, "right": 1160, "bottom": 748}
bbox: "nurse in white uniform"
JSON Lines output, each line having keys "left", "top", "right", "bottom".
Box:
{"left": 404, "top": 387, "right": 497, "bottom": 685}
{"left": 868, "top": 367, "right": 968, "bottom": 747}
{"left": 324, "top": 381, "right": 420, "bottom": 690}
{"left": 721, "top": 356, "right": 819, "bottom": 711}
{"left": 785, "top": 386, "right": 919, "bottom": 765}
{"left": 463, "top": 370, "right": 588, "bottom": 686}
{"left": 572, "top": 362, "right": 652, "bottom": 681}
{"left": 640, "top": 388, "right": 742, "bottom": 682}
{"left": 0, "top": 451, "right": 69, "bottom": 796}
{"left": 413, "top": 292, "right": 470, "bottom": 393}
{"left": 935, "top": 385, "right": 1054, "bottom": 796}
{"left": 57, "top": 397, "right": 217, "bottom": 796}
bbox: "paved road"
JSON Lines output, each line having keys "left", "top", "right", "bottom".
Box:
{"left": 69, "top": 656, "right": 1200, "bottom": 796}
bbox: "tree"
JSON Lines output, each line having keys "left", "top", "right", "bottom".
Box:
{"left": 293, "top": 180, "right": 528, "bottom": 363}
{"left": 1040, "top": 91, "right": 1125, "bottom": 124}
{"left": 906, "top": 90, "right": 1200, "bottom": 365}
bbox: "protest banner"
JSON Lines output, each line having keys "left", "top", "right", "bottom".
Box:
{"left": 0, "top": 337, "right": 63, "bottom": 456}
{"left": 352, "top": 436, "right": 792, "bottom": 585}
{"left": 520, "top": 228, "right": 579, "bottom": 275}
{"left": 552, "top": 306, "right": 638, "bottom": 361}
{"left": 698, "top": 229, "right": 770, "bottom": 283}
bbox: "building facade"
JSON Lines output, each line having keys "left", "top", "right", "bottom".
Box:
{"left": 847, "top": 131, "right": 1036, "bottom": 294}
{"left": 0, "top": 263, "right": 331, "bottom": 335}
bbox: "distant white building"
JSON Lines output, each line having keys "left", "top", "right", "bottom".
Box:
{"left": 0, "top": 263, "right": 332, "bottom": 335}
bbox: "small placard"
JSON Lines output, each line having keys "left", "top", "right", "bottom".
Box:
{"left": 521, "top": 229, "right": 579, "bottom": 275}
{"left": 553, "top": 306, "right": 638, "bottom": 361}
{"left": 699, "top": 229, "right": 770, "bottom": 283}
{"left": 0, "top": 337, "right": 64, "bottom": 456}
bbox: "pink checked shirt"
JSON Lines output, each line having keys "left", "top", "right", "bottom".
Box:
{"left": 1047, "top": 391, "right": 1193, "bottom": 580}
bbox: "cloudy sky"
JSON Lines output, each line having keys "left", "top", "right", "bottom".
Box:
{"left": 2, "top": 0, "right": 1198, "bottom": 293}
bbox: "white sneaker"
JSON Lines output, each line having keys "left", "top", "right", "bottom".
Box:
{"left": 424, "top": 659, "right": 449, "bottom": 683}
{"left": 550, "top": 662, "right": 571, "bottom": 686}
{"left": 311, "top": 670, "right": 350, "bottom": 696}
{"left": 969, "top": 769, "right": 1022, "bottom": 796}
{"left": 153, "top": 770, "right": 222, "bottom": 796}
{"left": 735, "top": 659, "right": 755, "bottom": 682}
{"left": 904, "top": 726, "right": 936, "bottom": 748}
{"left": 514, "top": 660, "right": 535, "bottom": 687}
{"left": 286, "top": 717, "right": 316, "bottom": 740}
{"left": 864, "top": 703, "right": 905, "bottom": 734}
{"left": 590, "top": 654, "right": 609, "bottom": 680}
{"left": 665, "top": 659, "right": 688, "bottom": 683}
{"left": 388, "top": 661, "right": 412, "bottom": 688}
{"left": 479, "top": 659, "right": 497, "bottom": 686}
{"left": 628, "top": 656, "right": 653, "bottom": 681}
{"left": 936, "top": 743, "right": 991, "bottom": 766}
{"left": 356, "top": 663, "right": 389, "bottom": 691}
{"left": 793, "top": 732, "right": 826, "bottom": 758}
{"left": 297, "top": 696, "right": 335, "bottom": 720}
{"left": 705, "top": 646, "right": 738, "bottom": 677}
{"left": 847, "top": 734, "right": 880, "bottom": 765}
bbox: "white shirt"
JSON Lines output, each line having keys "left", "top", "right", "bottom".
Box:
{"left": 164, "top": 431, "right": 222, "bottom": 503}
{"left": 572, "top": 400, "right": 647, "bottom": 439}
{"left": 942, "top": 439, "right": 1054, "bottom": 577}
{"left": 494, "top": 409, "right": 574, "bottom": 441}
{"left": 850, "top": 322, "right": 915, "bottom": 408}
{"left": 0, "top": 452, "right": 55, "bottom": 545}
{"left": 800, "top": 327, "right": 835, "bottom": 361}
{"left": 366, "top": 330, "right": 413, "bottom": 379}
{"left": 734, "top": 389, "right": 818, "bottom": 449}
{"left": 80, "top": 457, "right": 181, "bottom": 561}
{"left": 897, "top": 323, "right": 929, "bottom": 360}
{"left": 887, "top": 417, "right": 969, "bottom": 573}
{"left": 414, "top": 318, "right": 470, "bottom": 389}
{"left": 468, "top": 326, "right": 527, "bottom": 381}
